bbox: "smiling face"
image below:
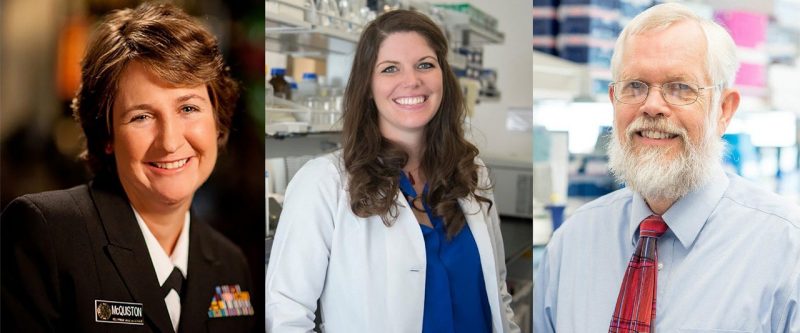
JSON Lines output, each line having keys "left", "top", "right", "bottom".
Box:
{"left": 607, "top": 20, "right": 740, "bottom": 206}
{"left": 111, "top": 61, "right": 218, "bottom": 211}
{"left": 371, "top": 32, "right": 443, "bottom": 142}
{"left": 613, "top": 20, "right": 712, "bottom": 157}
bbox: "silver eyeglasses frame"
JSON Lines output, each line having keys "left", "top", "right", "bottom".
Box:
{"left": 609, "top": 80, "right": 721, "bottom": 106}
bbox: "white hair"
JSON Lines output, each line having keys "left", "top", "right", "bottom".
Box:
{"left": 607, "top": 115, "right": 726, "bottom": 203}
{"left": 610, "top": 2, "right": 739, "bottom": 89}
{"left": 607, "top": 3, "right": 740, "bottom": 203}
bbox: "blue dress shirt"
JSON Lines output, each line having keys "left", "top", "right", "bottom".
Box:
{"left": 398, "top": 173, "right": 492, "bottom": 333}
{"left": 534, "top": 171, "right": 800, "bottom": 332}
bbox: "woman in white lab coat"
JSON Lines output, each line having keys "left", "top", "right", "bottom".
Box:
{"left": 266, "top": 9, "right": 519, "bottom": 333}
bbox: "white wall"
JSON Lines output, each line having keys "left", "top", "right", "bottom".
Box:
{"left": 438, "top": 0, "right": 533, "bottom": 163}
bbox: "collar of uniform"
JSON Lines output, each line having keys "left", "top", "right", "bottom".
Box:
{"left": 628, "top": 169, "right": 729, "bottom": 249}
{"left": 132, "top": 207, "right": 191, "bottom": 285}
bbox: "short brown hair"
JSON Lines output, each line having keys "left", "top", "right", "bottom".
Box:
{"left": 72, "top": 2, "right": 238, "bottom": 174}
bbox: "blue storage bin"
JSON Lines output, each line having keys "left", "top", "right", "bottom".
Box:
{"left": 560, "top": 0, "right": 619, "bottom": 9}
{"left": 560, "top": 16, "right": 618, "bottom": 38}
{"left": 560, "top": 45, "right": 613, "bottom": 65}
{"left": 533, "top": 18, "right": 559, "bottom": 35}
{"left": 592, "top": 78, "right": 612, "bottom": 95}
{"left": 533, "top": 46, "right": 559, "bottom": 55}
{"left": 533, "top": 0, "right": 560, "bottom": 6}
{"left": 620, "top": 0, "right": 654, "bottom": 18}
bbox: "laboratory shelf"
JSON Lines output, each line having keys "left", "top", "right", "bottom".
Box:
{"left": 453, "top": 22, "right": 505, "bottom": 45}
{"left": 266, "top": 96, "right": 342, "bottom": 136}
{"left": 266, "top": 0, "right": 363, "bottom": 57}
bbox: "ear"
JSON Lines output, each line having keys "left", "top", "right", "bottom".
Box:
{"left": 608, "top": 84, "right": 615, "bottom": 104}
{"left": 716, "top": 87, "right": 740, "bottom": 136}
{"left": 105, "top": 143, "right": 113, "bottom": 154}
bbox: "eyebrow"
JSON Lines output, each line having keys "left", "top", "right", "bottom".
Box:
{"left": 620, "top": 73, "right": 698, "bottom": 83}
{"left": 121, "top": 94, "right": 207, "bottom": 115}
{"left": 176, "top": 93, "right": 206, "bottom": 103}
{"left": 663, "top": 74, "right": 698, "bottom": 82}
{"left": 376, "top": 55, "right": 438, "bottom": 67}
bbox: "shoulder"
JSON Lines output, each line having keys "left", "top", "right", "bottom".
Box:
{"left": 722, "top": 173, "right": 800, "bottom": 226}
{"left": 295, "top": 151, "right": 345, "bottom": 182}
{"left": 548, "top": 188, "right": 633, "bottom": 244}
{"left": 570, "top": 187, "right": 633, "bottom": 218}
{"left": 472, "top": 156, "right": 493, "bottom": 188}
{"left": 280, "top": 152, "right": 349, "bottom": 227}
{"left": 2, "top": 184, "right": 92, "bottom": 223}
{"left": 284, "top": 151, "right": 346, "bottom": 197}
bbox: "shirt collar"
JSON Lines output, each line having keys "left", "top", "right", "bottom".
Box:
{"left": 628, "top": 169, "right": 729, "bottom": 249}
{"left": 132, "top": 206, "right": 190, "bottom": 286}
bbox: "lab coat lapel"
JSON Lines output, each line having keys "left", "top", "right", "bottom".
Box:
{"left": 459, "top": 196, "right": 503, "bottom": 333}
{"left": 385, "top": 190, "right": 426, "bottom": 332}
{"left": 178, "top": 217, "right": 219, "bottom": 333}
{"left": 89, "top": 176, "right": 175, "bottom": 333}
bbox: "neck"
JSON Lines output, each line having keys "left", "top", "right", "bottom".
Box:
{"left": 388, "top": 136, "right": 424, "bottom": 172}
{"left": 381, "top": 126, "right": 424, "bottom": 162}
{"left": 401, "top": 145, "right": 426, "bottom": 189}
{"left": 644, "top": 197, "right": 675, "bottom": 216}
{"left": 130, "top": 200, "right": 189, "bottom": 256}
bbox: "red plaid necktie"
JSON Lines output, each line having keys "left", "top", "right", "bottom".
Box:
{"left": 609, "top": 215, "right": 668, "bottom": 333}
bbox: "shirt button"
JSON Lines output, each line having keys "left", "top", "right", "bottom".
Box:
{"left": 657, "top": 262, "right": 664, "bottom": 270}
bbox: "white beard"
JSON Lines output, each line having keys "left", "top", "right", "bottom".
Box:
{"left": 607, "top": 115, "right": 724, "bottom": 203}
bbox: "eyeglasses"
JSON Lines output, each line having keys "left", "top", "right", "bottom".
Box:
{"left": 609, "top": 80, "right": 720, "bottom": 106}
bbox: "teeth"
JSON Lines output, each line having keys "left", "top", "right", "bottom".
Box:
{"left": 152, "top": 158, "right": 189, "bottom": 170}
{"left": 641, "top": 130, "right": 675, "bottom": 139}
{"left": 394, "top": 96, "right": 425, "bottom": 105}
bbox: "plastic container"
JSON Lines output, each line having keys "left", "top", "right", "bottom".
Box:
{"left": 267, "top": 68, "right": 296, "bottom": 123}
{"left": 546, "top": 205, "right": 566, "bottom": 230}
{"left": 268, "top": 68, "right": 292, "bottom": 101}
{"left": 296, "top": 72, "right": 320, "bottom": 101}
{"left": 289, "top": 82, "right": 298, "bottom": 100}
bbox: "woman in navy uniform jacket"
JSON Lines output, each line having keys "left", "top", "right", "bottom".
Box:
{"left": 1, "top": 3, "right": 256, "bottom": 332}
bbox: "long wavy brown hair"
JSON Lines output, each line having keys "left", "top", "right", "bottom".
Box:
{"left": 342, "top": 9, "right": 492, "bottom": 238}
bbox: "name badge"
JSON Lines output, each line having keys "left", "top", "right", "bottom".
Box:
{"left": 95, "top": 300, "right": 144, "bottom": 325}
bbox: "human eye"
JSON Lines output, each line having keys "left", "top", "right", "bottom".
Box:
{"left": 627, "top": 80, "right": 645, "bottom": 90}
{"left": 380, "top": 65, "right": 398, "bottom": 74}
{"left": 665, "top": 82, "right": 699, "bottom": 99}
{"left": 670, "top": 82, "right": 695, "bottom": 91}
{"left": 417, "top": 62, "right": 435, "bottom": 70}
{"left": 127, "top": 113, "right": 152, "bottom": 123}
{"left": 619, "top": 81, "right": 646, "bottom": 97}
{"left": 180, "top": 105, "right": 200, "bottom": 113}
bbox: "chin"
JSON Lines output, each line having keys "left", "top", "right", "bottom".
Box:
{"left": 150, "top": 184, "right": 196, "bottom": 205}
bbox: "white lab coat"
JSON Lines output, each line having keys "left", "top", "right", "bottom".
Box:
{"left": 266, "top": 151, "right": 520, "bottom": 333}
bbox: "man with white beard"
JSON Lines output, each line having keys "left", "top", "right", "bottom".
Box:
{"left": 534, "top": 3, "right": 800, "bottom": 333}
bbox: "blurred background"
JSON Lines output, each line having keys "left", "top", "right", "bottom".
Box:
{"left": 531, "top": 0, "right": 800, "bottom": 289}
{"left": 266, "top": 0, "right": 533, "bottom": 330}
{"left": 0, "top": 0, "right": 266, "bottom": 328}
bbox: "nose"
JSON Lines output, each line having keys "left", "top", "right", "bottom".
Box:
{"left": 640, "top": 85, "right": 672, "bottom": 118}
{"left": 156, "top": 115, "right": 185, "bottom": 153}
{"left": 401, "top": 69, "right": 421, "bottom": 88}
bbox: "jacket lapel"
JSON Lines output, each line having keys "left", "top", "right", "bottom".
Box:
{"left": 460, "top": 196, "right": 503, "bottom": 333}
{"left": 178, "top": 219, "right": 220, "bottom": 333}
{"left": 385, "top": 191, "right": 427, "bottom": 332}
{"left": 89, "top": 176, "right": 176, "bottom": 333}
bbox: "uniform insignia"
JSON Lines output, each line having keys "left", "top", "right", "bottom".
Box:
{"left": 94, "top": 300, "right": 144, "bottom": 325}
{"left": 207, "top": 284, "right": 255, "bottom": 318}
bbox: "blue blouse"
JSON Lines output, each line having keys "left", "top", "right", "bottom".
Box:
{"left": 398, "top": 172, "right": 492, "bottom": 333}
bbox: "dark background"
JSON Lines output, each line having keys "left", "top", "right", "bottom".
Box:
{"left": 0, "top": 0, "right": 266, "bottom": 330}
